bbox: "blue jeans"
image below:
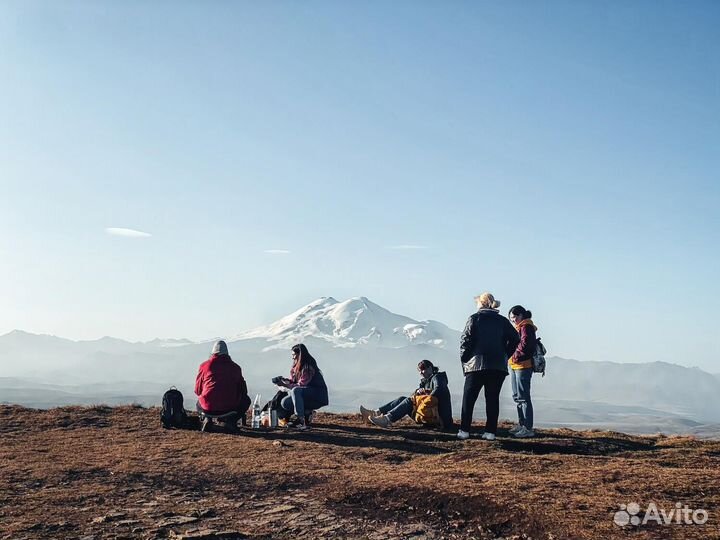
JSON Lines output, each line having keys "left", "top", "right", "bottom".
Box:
{"left": 279, "top": 386, "right": 325, "bottom": 419}
{"left": 379, "top": 396, "right": 413, "bottom": 422}
{"left": 511, "top": 368, "right": 533, "bottom": 429}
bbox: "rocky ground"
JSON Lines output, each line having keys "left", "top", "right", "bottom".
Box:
{"left": 1, "top": 405, "right": 719, "bottom": 539}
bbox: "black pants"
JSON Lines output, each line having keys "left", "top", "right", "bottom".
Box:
{"left": 196, "top": 394, "right": 251, "bottom": 424}
{"left": 460, "top": 370, "right": 507, "bottom": 434}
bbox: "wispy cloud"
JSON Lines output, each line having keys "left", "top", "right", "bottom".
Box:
{"left": 105, "top": 227, "right": 152, "bottom": 238}
{"left": 264, "top": 249, "right": 291, "bottom": 255}
{"left": 387, "top": 244, "right": 429, "bottom": 250}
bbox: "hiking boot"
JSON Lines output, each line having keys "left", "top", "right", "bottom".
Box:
{"left": 360, "top": 405, "right": 379, "bottom": 424}
{"left": 514, "top": 426, "right": 535, "bottom": 438}
{"left": 294, "top": 419, "right": 309, "bottom": 431}
{"left": 508, "top": 424, "right": 523, "bottom": 434}
{"left": 456, "top": 429, "right": 470, "bottom": 440}
{"left": 370, "top": 415, "right": 391, "bottom": 428}
{"left": 481, "top": 432, "right": 497, "bottom": 441}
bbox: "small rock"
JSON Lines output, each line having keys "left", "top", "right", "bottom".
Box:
{"left": 178, "top": 529, "right": 218, "bottom": 539}
{"left": 264, "top": 504, "right": 296, "bottom": 514}
{"left": 158, "top": 515, "right": 200, "bottom": 527}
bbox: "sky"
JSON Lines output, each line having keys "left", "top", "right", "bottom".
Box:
{"left": 0, "top": 1, "right": 718, "bottom": 371}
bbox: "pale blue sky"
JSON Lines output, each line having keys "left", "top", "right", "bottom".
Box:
{"left": 1, "top": 2, "right": 718, "bottom": 370}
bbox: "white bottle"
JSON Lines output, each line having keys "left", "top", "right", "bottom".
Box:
{"left": 251, "top": 394, "right": 261, "bottom": 429}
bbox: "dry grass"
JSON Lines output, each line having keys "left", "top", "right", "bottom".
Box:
{"left": 0, "top": 405, "right": 719, "bottom": 539}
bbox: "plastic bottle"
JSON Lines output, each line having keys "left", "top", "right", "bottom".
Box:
{"left": 251, "top": 394, "right": 261, "bottom": 429}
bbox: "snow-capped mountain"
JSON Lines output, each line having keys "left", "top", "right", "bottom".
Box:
{"left": 230, "top": 296, "right": 461, "bottom": 350}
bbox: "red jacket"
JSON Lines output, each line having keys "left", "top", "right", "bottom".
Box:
{"left": 195, "top": 354, "right": 248, "bottom": 412}
{"left": 509, "top": 319, "right": 537, "bottom": 370}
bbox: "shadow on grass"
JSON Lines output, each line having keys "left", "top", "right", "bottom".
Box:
{"left": 330, "top": 484, "right": 548, "bottom": 539}
{"left": 234, "top": 424, "right": 452, "bottom": 455}
{"left": 496, "top": 434, "right": 657, "bottom": 456}
{"left": 187, "top": 414, "right": 660, "bottom": 457}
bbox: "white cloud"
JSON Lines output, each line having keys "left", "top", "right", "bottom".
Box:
{"left": 264, "top": 249, "right": 291, "bottom": 254}
{"left": 105, "top": 227, "right": 152, "bottom": 238}
{"left": 387, "top": 244, "right": 429, "bottom": 250}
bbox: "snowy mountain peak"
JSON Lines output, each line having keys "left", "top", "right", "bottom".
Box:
{"left": 231, "top": 296, "right": 460, "bottom": 350}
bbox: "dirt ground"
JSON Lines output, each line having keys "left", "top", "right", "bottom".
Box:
{"left": 0, "top": 405, "right": 719, "bottom": 540}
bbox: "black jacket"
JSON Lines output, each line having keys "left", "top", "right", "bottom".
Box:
{"left": 418, "top": 368, "right": 453, "bottom": 429}
{"left": 460, "top": 309, "right": 520, "bottom": 374}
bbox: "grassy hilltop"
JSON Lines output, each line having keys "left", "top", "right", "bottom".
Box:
{"left": 1, "top": 405, "right": 719, "bottom": 540}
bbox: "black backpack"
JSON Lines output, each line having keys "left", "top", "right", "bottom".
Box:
{"left": 161, "top": 387, "right": 187, "bottom": 429}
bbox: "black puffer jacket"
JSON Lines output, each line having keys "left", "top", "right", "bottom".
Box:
{"left": 460, "top": 309, "right": 520, "bottom": 374}
{"left": 418, "top": 368, "right": 453, "bottom": 429}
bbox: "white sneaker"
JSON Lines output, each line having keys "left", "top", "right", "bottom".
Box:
{"left": 513, "top": 426, "right": 535, "bottom": 438}
{"left": 370, "top": 415, "right": 391, "bottom": 428}
{"left": 456, "top": 429, "right": 470, "bottom": 440}
{"left": 508, "top": 424, "right": 523, "bottom": 434}
{"left": 481, "top": 432, "right": 496, "bottom": 441}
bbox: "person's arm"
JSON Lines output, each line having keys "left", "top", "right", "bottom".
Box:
{"left": 295, "top": 366, "right": 314, "bottom": 387}
{"left": 460, "top": 315, "right": 475, "bottom": 364}
{"left": 505, "top": 319, "right": 521, "bottom": 359}
{"left": 194, "top": 367, "right": 203, "bottom": 396}
{"left": 429, "top": 375, "right": 446, "bottom": 397}
{"left": 238, "top": 367, "right": 248, "bottom": 398}
{"left": 286, "top": 366, "right": 314, "bottom": 389}
{"left": 513, "top": 325, "right": 537, "bottom": 361}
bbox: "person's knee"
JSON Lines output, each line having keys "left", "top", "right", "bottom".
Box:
{"left": 280, "top": 396, "right": 293, "bottom": 410}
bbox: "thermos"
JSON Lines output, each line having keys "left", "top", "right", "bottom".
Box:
{"left": 251, "top": 394, "right": 261, "bottom": 428}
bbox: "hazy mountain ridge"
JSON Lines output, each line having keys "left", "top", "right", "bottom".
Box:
{"left": 2, "top": 297, "right": 719, "bottom": 435}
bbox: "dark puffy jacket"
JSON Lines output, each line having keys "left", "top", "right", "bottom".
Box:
{"left": 419, "top": 367, "right": 453, "bottom": 428}
{"left": 195, "top": 354, "right": 248, "bottom": 413}
{"left": 460, "top": 309, "right": 520, "bottom": 374}
{"left": 306, "top": 369, "right": 330, "bottom": 408}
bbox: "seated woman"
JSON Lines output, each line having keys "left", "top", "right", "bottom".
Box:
{"left": 273, "top": 343, "right": 329, "bottom": 430}
{"left": 195, "top": 340, "right": 251, "bottom": 430}
{"left": 360, "top": 360, "right": 453, "bottom": 430}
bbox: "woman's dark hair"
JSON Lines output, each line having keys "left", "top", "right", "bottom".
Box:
{"left": 418, "top": 359, "right": 434, "bottom": 371}
{"left": 291, "top": 343, "right": 320, "bottom": 373}
{"left": 508, "top": 305, "right": 533, "bottom": 319}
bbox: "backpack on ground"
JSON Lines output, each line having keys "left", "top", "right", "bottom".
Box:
{"left": 161, "top": 387, "right": 188, "bottom": 429}
{"left": 533, "top": 338, "right": 547, "bottom": 377}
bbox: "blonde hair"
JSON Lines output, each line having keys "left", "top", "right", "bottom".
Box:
{"left": 474, "top": 292, "right": 500, "bottom": 309}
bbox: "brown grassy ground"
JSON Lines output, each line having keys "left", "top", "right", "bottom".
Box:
{"left": 0, "top": 405, "right": 719, "bottom": 540}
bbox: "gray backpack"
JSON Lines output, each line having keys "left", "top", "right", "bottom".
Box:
{"left": 533, "top": 338, "right": 547, "bottom": 377}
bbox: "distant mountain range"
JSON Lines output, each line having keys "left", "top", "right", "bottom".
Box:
{"left": 2, "top": 296, "right": 720, "bottom": 436}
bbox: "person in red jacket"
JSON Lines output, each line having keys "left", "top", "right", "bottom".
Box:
{"left": 195, "top": 340, "right": 250, "bottom": 425}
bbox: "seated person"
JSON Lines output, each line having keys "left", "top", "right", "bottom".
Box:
{"left": 360, "top": 360, "right": 453, "bottom": 430}
{"left": 195, "top": 340, "right": 250, "bottom": 429}
{"left": 272, "top": 343, "right": 329, "bottom": 430}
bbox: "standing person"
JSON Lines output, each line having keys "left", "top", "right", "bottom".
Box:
{"left": 360, "top": 359, "right": 453, "bottom": 430}
{"left": 274, "top": 344, "right": 329, "bottom": 430}
{"left": 508, "top": 305, "right": 537, "bottom": 438}
{"left": 195, "top": 340, "right": 251, "bottom": 429}
{"left": 458, "top": 292, "right": 519, "bottom": 441}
